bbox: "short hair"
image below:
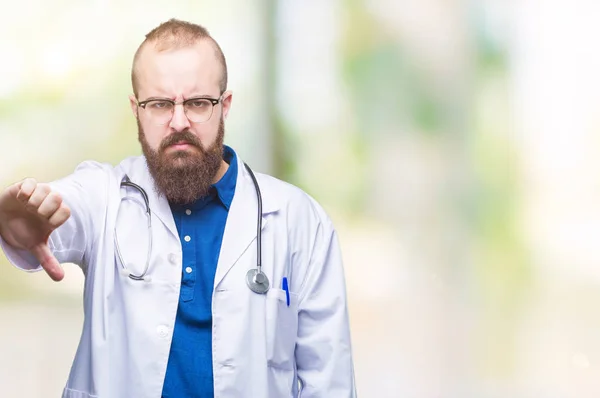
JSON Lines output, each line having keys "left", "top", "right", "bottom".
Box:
{"left": 131, "top": 18, "right": 228, "bottom": 98}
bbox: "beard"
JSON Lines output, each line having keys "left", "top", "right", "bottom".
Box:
{"left": 138, "top": 118, "right": 225, "bottom": 205}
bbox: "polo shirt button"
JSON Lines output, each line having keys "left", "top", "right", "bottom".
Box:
{"left": 185, "top": 267, "right": 192, "bottom": 274}
{"left": 184, "top": 235, "right": 191, "bottom": 242}
{"left": 185, "top": 209, "right": 192, "bottom": 215}
{"left": 156, "top": 325, "right": 170, "bottom": 338}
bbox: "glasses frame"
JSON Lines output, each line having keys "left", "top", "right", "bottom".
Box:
{"left": 136, "top": 94, "right": 224, "bottom": 125}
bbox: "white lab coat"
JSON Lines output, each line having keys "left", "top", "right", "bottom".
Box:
{"left": 0, "top": 149, "right": 356, "bottom": 398}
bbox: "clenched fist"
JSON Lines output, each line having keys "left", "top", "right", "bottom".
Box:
{"left": 0, "top": 178, "right": 71, "bottom": 281}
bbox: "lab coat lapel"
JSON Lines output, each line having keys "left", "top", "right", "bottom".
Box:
{"left": 147, "top": 185, "right": 180, "bottom": 240}
{"left": 213, "top": 156, "right": 275, "bottom": 289}
{"left": 124, "top": 157, "right": 179, "bottom": 240}
{"left": 121, "top": 153, "right": 277, "bottom": 284}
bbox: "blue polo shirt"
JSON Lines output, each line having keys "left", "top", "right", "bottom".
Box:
{"left": 161, "top": 145, "right": 238, "bottom": 398}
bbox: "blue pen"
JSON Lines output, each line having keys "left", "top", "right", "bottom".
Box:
{"left": 282, "top": 277, "right": 290, "bottom": 307}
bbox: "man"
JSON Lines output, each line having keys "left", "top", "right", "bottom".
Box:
{"left": 0, "top": 18, "right": 356, "bottom": 398}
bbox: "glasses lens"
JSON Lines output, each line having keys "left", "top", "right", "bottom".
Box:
{"left": 185, "top": 99, "right": 214, "bottom": 123}
{"left": 144, "top": 100, "right": 174, "bottom": 125}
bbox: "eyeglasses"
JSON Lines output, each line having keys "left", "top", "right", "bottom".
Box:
{"left": 136, "top": 94, "right": 223, "bottom": 125}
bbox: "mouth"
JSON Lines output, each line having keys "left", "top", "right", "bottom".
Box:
{"left": 167, "top": 141, "right": 195, "bottom": 151}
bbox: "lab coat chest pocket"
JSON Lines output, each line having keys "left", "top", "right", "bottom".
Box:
{"left": 265, "top": 288, "right": 298, "bottom": 370}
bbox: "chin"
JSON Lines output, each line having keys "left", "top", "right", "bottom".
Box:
{"left": 169, "top": 152, "right": 203, "bottom": 167}
{"left": 168, "top": 155, "right": 192, "bottom": 163}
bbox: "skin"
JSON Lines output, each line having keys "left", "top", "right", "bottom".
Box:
{"left": 131, "top": 39, "right": 232, "bottom": 181}
{"left": 0, "top": 37, "right": 232, "bottom": 281}
{"left": 0, "top": 180, "right": 70, "bottom": 281}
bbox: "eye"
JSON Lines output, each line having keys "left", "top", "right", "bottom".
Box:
{"left": 187, "top": 99, "right": 210, "bottom": 108}
{"left": 147, "top": 100, "right": 172, "bottom": 109}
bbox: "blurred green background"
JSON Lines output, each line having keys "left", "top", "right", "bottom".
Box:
{"left": 2, "top": 0, "right": 600, "bottom": 396}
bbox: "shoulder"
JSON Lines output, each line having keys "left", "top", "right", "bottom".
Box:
{"left": 255, "top": 172, "right": 334, "bottom": 230}
{"left": 70, "top": 156, "right": 146, "bottom": 180}
{"left": 51, "top": 160, "right": 116, "bottom": 188}
{"left": 52, "top": 156, "right": 144, "bottom": 193}
{"left": 114, "top": 155, "right": 146, "bottom": 172}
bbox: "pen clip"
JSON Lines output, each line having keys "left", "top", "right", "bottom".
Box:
{"left": 282, "top": 277, "right": 290, "bottom": 307}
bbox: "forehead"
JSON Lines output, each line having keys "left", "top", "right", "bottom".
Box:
{"left": 136, "top": 40, "right": 221, "bottom": 98}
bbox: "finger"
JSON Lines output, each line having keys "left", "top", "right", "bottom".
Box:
{"left": 6, "top": 181, "right": 23, "bottom": 198}
{"left": 24, "top": 183, "right": 51, "bottom": 212}
{"left": 15, "top": 178, "right": 37, "bottom": 203}
{"left": 37, "top": 191, "right": 63, "bottom": 219}
{"left": 31, "top": 243, "right": 64, "bottom": 282}
{"left": 47, "top": 203, "right": 71, "bottom": 229}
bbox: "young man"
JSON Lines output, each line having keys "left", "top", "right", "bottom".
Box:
{"left": 0, "top": 19, "right": 356, "bottom": 397}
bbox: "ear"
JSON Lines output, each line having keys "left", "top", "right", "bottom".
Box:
{"left": 221, "top": 90, "right": 233, "bottom": 119}
{"left": 129, "top": 94, "right": 139, "bottom": 118}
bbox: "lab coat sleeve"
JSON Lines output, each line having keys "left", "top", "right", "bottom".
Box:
{"left": 295, "top": 213, "right": 357, "bottom": 397}
{"left": 0, "top": 161, "right": 109, "bottom": 273}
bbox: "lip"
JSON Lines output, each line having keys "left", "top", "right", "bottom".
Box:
{"left": 168, "top": 143, "right": 193, "bottom": 150}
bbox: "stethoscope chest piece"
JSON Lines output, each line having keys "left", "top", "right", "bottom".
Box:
{"left": 246, "top": 268, "right": 270, "bottom": 294}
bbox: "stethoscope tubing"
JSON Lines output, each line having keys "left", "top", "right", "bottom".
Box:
{"left": 116, "top": 163, "right": 270, "bottom": 293}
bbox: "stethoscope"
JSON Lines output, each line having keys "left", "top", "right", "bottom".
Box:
{"left": 115, "top": 162, "right": 271, "bottom": 294}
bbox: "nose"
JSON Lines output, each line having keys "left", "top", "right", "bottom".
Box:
{"left": 169, "top": 104, "right": 191, "bottom": 132}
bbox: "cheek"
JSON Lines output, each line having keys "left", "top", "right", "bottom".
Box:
{"left": 196, "top": 121, "right": 220, "bottom": 143}
{"left": 142, "top": 124, "right": 168, "bottom": 149}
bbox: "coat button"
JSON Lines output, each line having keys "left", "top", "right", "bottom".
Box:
{"left": 156, "top": 325, "right": 170, "bottom": 338}
{"left": 168, "top": 253, "right": 177, "bottom": 265}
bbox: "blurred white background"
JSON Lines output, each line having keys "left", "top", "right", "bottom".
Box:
{"left": 2, "top": 0, "right": 600, "bottom": 397}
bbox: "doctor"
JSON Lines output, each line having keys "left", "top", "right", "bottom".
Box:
{"left": 0, "top": 18, "right": 356, "bottom": 398}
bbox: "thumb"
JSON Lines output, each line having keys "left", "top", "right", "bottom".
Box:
{"left": 31, "top": 242, "right": 64, "bottom": 282}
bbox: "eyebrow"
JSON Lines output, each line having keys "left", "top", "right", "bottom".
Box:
{"left": 140, "top": 96, "right": 172, "bottom": 102}
{"left": 187, "top": 94, "right": 219, "bottom": 99}
{"left": 141, "top": 94, "right": 218, "bottom": 101}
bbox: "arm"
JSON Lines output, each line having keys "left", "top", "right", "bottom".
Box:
{"left": 295, "top": 213, "right": 357, "bottom": 397}
{"left": 0, "top": 161, "right": 108, "bottom": 278}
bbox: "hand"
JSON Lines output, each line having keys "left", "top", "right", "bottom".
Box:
{"left": 0, "top": 178, "right": 71, "bottom": 281}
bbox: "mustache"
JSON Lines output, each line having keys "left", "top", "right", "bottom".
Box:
{"left": 160, "top": 131, "right": 203, "bottom": 151}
